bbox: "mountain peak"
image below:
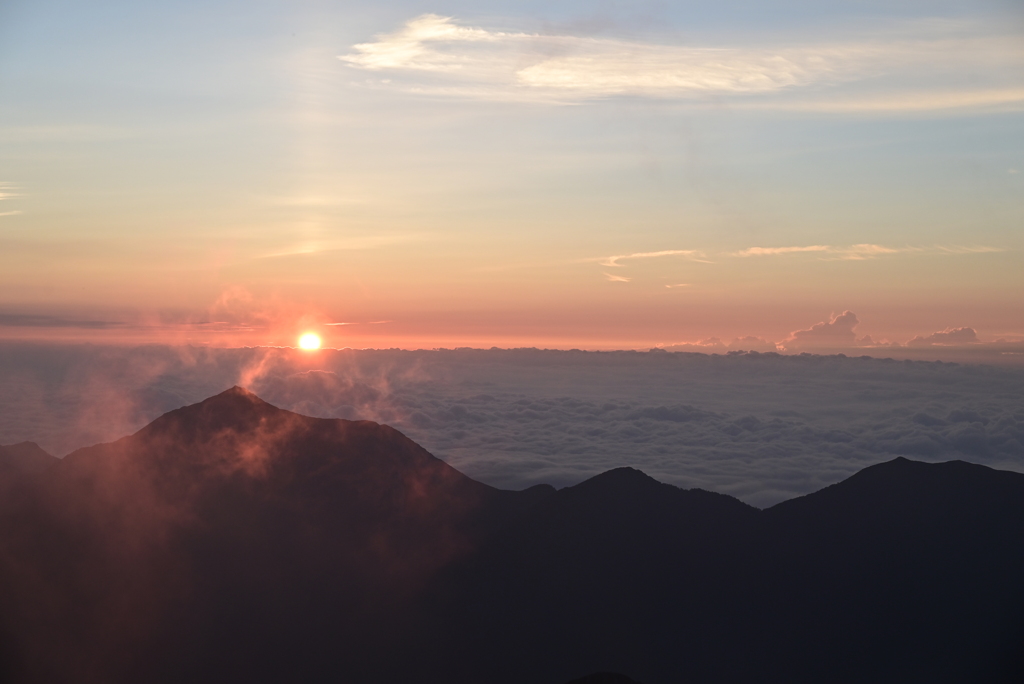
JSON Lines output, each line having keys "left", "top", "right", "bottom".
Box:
{"left": 574, "top": 466, "right": 660, "bottom": 489}
{"left": 204, "top": 384, "right": 269, "bottom": 405}
{"left": 766, "top": 456, "right": 1024, "bottom": 522}
{"left": 141, "top": 385, "right": 277, "bottom": 423}
{"left": 0, "top": 441, "right": 58, "bottom": 476}
{"left": 76, "top": 386, "right": 500, "bottom": 508}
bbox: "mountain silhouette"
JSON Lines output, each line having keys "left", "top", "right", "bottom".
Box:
{"left": 754, "top": 457, "right": 1024, "bottom": 682}
{"left": 1, "top": 389, "right": 1022, "bottom": 683}
{"left": 0, "top": 441, "right": 57, "bottom": 477}
{"left": 5, "top": 387, "right": 550, "bottom": 684}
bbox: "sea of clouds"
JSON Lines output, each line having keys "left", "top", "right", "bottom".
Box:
{"left": 1, "top": 343, "right": 1021, "bottom": 507}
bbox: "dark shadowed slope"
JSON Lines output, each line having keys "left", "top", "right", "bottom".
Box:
{"left": 1, "top": 390, "right": 1023, "bottom": 684}
{"left": 755, "top": 457, "right": 1024, "bottom": 683}
{"left": 418, "top": 467, "right": 763, "bottom": 684}
{"left": 422, "top": 458, "right": 1024, "bottom": 684}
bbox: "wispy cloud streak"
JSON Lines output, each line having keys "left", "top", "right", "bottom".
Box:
{"left": 341, "top": 16, "right": 1024, "bottom": 111}
{"left": 737, "top": 246, "right": 832, "bottom": 256}
{"left": 596, "top": 249, "right": 702, "bottom": 267}
{"left": 342, "top": 15, "right": 844, "bottom": 99}
{"left": 735, "top": 244, "right": 1004, "bottom": 260}
{"left": 256, "top": 235, "right": 418, "bottom": 260}
{"left": 0, "top": 183, "right": 23, "bottom": 217}
{"left": 0, "top": 183, "right": 21, "bottom": 203}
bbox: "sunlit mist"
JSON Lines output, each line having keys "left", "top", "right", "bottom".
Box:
{"left": 298, "top": 333, "right": 321, "bottom": 350}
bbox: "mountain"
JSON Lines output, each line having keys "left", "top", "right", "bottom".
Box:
{"left": 1, "top": 389, "right": 1022, "bottom": 683}
{"left": 417, "top": 468, "right": 763, "bottom": 683}
{"left": 1, "top": 387, "right": 551, "bottom": 684}
{"left": 0, "top": 441, "right": 57, "bottom": 477}
{"left": 755, "top": 457, "right": 1024, "bottom": 683}
{"left": 418, "top": 459, "right": 1024, "bottom": 683}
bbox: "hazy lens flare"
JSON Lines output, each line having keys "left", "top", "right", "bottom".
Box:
{"left": 298, "top": 333, "right": 321, "bottom": 350}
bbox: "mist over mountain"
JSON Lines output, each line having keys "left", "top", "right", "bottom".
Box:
{"left": 1, "top": 342, "right": 1022, "bottom": 506}
{"left": 0, "top": 442, "right": 57, "bottom": 477}
{"left": 0, "top": 389, "right": 550, "bottom": 683}
{"left": 1, "top": 390, "right": 1022, "bottom": 683}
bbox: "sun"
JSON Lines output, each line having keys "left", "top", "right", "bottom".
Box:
{"left": 298, "top": 332, "right": 321, "bottom": 350}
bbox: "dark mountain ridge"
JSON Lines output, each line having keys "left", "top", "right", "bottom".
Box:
{"left": 1, "top": 388, "right": 1022, "bottom": 683}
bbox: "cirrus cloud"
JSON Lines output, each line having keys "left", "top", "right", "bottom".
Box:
{"left": 595, "top": 249, "right": 704, "bottom": 268}
{"left": 734, "top": 244, "right": 1003, "bottom": 260}
{"left": 342, "top": 14, "right": 842, "bottom": 97}
{"left": 0, "top": 183, "right": 22, "bottom": 217}
{"left": 341, "top": 15, "right": 1024, "bottom": 112}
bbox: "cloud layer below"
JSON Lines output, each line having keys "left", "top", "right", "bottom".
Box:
{"left": 2, "top": 344, "right": 1021, "bottom": 508}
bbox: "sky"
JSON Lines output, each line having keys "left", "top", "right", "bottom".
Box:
{"left": 1, "top": 0, "right": 1023, "bottom": 352}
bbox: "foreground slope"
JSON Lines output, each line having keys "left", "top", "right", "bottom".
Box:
{"left": 756, "top": 457, "right": 1024, "bottom": 682}
{"left": 1, "top": 389, "right": 1022, "bottom": 683}
{"left": 421, "top": 458, "right": 1024, "bottom": 683}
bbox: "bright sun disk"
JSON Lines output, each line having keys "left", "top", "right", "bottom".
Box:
{"left": 298, "top": 332, "right": 321, "bottom": 350}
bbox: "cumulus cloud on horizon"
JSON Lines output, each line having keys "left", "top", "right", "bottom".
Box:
{"left": 908, "top": 327, "right": 980, "bottom": 347}
{"left": 781, "top": 313, "right": 996, "bottom": 351}
{"left": 658, "top": 310, "right": 1009, "bottom": 354}
{"left": 784, "top": 310, "right": 864, "bottom": 348}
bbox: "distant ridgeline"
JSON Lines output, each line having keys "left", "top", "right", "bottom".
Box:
{"left": 0, "top": 388, "right": 1021, "bottom": 683}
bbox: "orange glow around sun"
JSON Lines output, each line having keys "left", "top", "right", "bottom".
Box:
{"left": 298, "top": 332, "right": 321, "bottom": 350}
